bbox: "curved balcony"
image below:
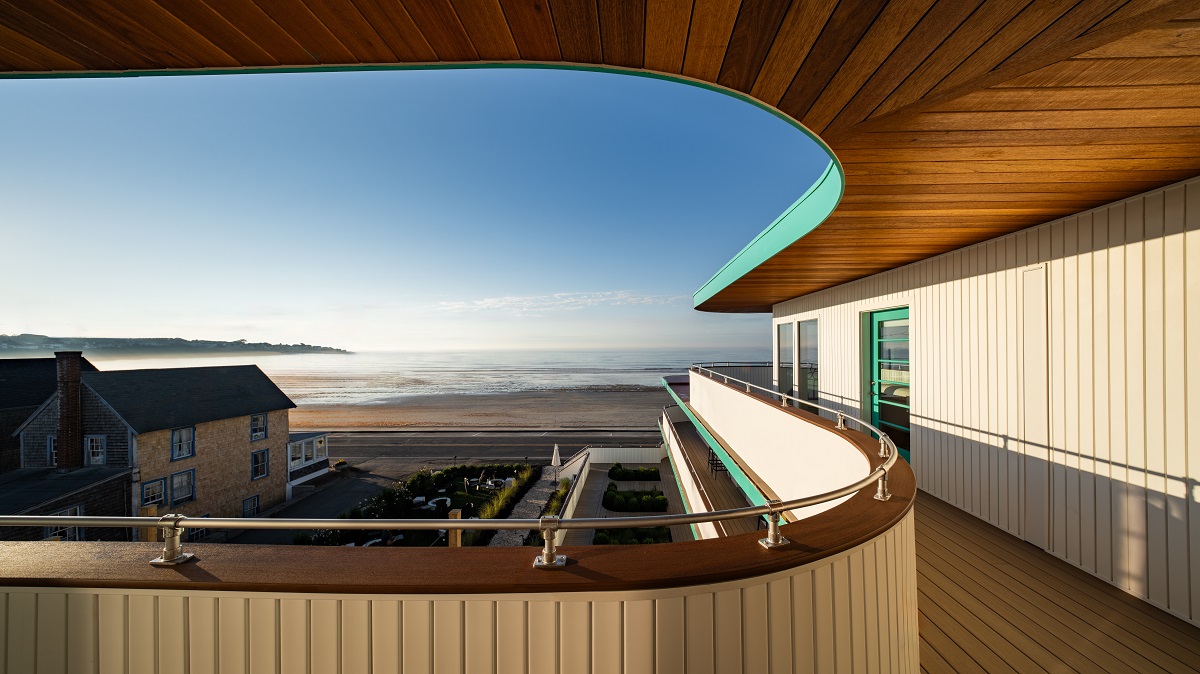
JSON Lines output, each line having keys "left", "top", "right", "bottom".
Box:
{"left": 0, "top": 375, "right": 917, "bottom": 673}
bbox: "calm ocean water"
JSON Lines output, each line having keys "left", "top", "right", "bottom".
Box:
{"left": 89, "top": 349, "right": 768, "bottom": 405}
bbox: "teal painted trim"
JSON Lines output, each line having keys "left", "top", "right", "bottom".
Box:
{"left": 660, "top": 378, "right": 769, "bottom": 513}
{"left": 693, "top": 159, "right": 844, "bottom": 308}
{"left": 659, "top": 419, "right": 702, "bottom": 541}
{"left": 2, "top": 62, "right": 843, "bottom": 311}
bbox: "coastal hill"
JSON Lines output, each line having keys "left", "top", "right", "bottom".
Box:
{"left": 0, "top": 334, "right": 349, "bottom": 356}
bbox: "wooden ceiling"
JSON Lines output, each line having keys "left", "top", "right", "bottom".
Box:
{"left": 2, "top": 0, "right": 1198, "bottom": 312}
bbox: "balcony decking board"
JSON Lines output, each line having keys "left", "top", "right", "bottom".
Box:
{"left": 915, "top": 491, "right": 1200, "bottom": 674}
{"left": 669, "top": 417, "right": 760, "bottom": 537}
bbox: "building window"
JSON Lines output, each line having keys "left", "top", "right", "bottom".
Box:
{"left": 171, "top": 426, "right": 195, "bottom": 460}
{"left": 250, "top": 413, "right": 267, "bottom": 441}
{"left": 47, "top": 435, "right": 57, "bottom": 467}
{"left": 186, "top": 514, "right": 210, "bottom": 541}
{"left": 85, "top": 435, "right": 106, "bottom": 465}
{"left": 44, "top": 505, "right": 82, "bottom": 541}
{"left": 777, "top": 321, "right": 794, "bottom": 398}
{"left": 798, "top": 318, "right": 819, "bottom": 403}
{"left": 242, "top": 495, "right": 260, "bottom": 518}
{"left": 315, "top": 436, "right": 327, "bottom": 461}
{"left": 141, "top": 478, "right": 166, "bottom": 508}
{"left": 250, "top": 449, "right": 269, "bottom": 481}
{"left": 171, "top": 469, "right": 195, "bottom": 505}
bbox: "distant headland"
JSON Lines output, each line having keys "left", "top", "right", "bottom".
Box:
{"left": 0, "top": 334, "right": 350, "bottom": 356}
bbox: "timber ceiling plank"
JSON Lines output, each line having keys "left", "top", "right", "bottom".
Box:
{"left": 803, "top": 0, "right": 937, "bottom": 134}
{"left": 680, "top": 0, "right": 741, "bottom": 82}
{"left": 1076, "top": 20, "right": 1200, "bottom": 58}
{"left": 997, "top": 55, "right": 1200, "bottom": 87}
{"left": 643, "top": 0, "right": 689, "bottom": 73}
{"left": 352, "top": 0, "right": 438, "bottom": 62}
{"left": 246, "top": 0, "right": 357, "bottom": 64}
{"left": 1086, "top": 0, "right": 1180, "bottom": 32}
{"left": 775, "top": 0, "right": 888, "bottom": 121}
{"left": 55, "top": 0, "right": 223, "bottom": 68}
{"left": 201, "top": 0, "right": 319, "bottom": 65}
{"left": 878, "top": 108, "right": 1200, "bottom": 131}
{"left": 549, "top": 0, "right": 601, "bottom": 64}
{"left": 0, "top": 0, "right": 158, "bottom": 69}
{"left": 151, "top": 0, "right": 279, "bottom": 66}
{"left": 748, "top": 0, "right": 838, "bottom": 106}
{"left": 823, "top": 0, "right": 983, "bottom": 136}
{"left": 597, "top": 0, "right": 643, "bottom": 69}
{"left": 869, "top": 0, "right": 1032, "bottom": 120}
{"left": 449, "top": 0, "right": 519, "bottom": 60}
{"left": 715, "top": 0, "right": 790, "bottom": 94}
{"left": 498, "top": 0, "right": 561, "bottom": 61}
{"left": 993, "top": 0, "right": 1129, "bottom": 69}
{"left": 926, "top": 0, "right": 1081, "bottom": 97}
{"left": 403, "top": 0, "right": 478, "bottom": 61}
{"left": 300, "top": 0, "right": 398, "bottom": 63}
{"left": 934, "top": 84, "right": 1200, "bottom": 111}
{"left": 0, "top": 19, "right": 88, "bottom": 70}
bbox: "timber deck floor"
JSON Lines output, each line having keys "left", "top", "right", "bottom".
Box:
{"left": 916, "top": 491, "right": 1200, "bottom": 673}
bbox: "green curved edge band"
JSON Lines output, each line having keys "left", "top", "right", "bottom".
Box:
{"left": 693, "top": 158, "right": 844, "bottom": 308}
{"left": 3, "top": 61, "right": 844, "bottom": 311}
{"left": 662, "top": 377, "right": 769, "bottom": 513}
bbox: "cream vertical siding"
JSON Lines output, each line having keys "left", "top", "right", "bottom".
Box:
{"left": 0, "top": 512, "right": 917, "bottom": 674}
{"left": 773, "top": 176, "right": 1200, "bottom": 626}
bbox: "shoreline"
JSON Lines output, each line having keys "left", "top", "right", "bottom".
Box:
{"left": 289, "top": 389, "right": 674, "bottom": 431}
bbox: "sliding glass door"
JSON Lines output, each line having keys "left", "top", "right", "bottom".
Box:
{"left": 870, "top": 308, "right": 911, "bottom": 462}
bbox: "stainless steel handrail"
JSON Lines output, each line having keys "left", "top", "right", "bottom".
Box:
{"left": 4, "top": 369, "right": 898, "bottom": 569}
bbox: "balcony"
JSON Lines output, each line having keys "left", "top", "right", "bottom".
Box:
{"left": 0, "top": 375, "right": 917, "bottom": 672}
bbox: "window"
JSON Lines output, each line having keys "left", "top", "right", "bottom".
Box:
{"left": 171, "top": 426, "right": 195, "bottom": 460}
{"left": 243, "top": 495, "right": 260, "bottom": 517}
{"left": 46, "top": 435, "right": 57, "bottom": 467}
{"left": 171, "top": 469, "right": 195, "bottom": 505}
{"left": 250, "top": 449, "right": 269, "bottom": 480}
{"left": 302, "top": 440, "right": 314, "bottom": 463}
{"left": 798, "top": 319, "right": 819, "bottom": 402}
{"left": 44, "top": 505, "right": 82, "bottom": 541}
{"left": 142, "top": 478, "right": 166, "bottom": 507}
{"left": 315, "top": 436, "right": 327, "bottom": 461}
{"left": 186, "top": 515, "right": 210, "bottom": 541}
{"left": 85, "top": 435, "right": 106, "bottom": 465}
{"left": 250, "top": 413, "right": 267, "bottom": 441}
{"left": 777, "top": 322, "right": 794, "bottom": 398}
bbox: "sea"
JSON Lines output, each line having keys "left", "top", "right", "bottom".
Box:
{"left": 85, "top": 348, "right": 769, "bottom": 406}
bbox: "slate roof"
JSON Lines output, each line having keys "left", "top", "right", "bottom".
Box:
{"left": 0, "top": 357, "right": 97, "bottom": 410}
{"left": 82, "top": 365, "right": 295, "bottom": 434}
{"left": 0, "top": 466, "right": 130, "bottom": 514}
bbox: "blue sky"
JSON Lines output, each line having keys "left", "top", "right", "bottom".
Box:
{"left": 0, "top": 67, "right": 830, "bottom": 352}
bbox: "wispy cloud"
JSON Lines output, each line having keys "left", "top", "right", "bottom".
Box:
{"left": 436, "top": 291, "right": 686, "bottom": 315}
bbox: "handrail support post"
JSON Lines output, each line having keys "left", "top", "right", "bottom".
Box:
{"left": 836, "top": 412, "right": 846, "bottom": 430}
{"left": 758, "top": 501, "right": 791, "bottom": 549}
{"left": 875, "top": 471, "right": 891, "bottom": 502}
{"left": 878, "top": 433, "right": 891, "bottom": 459}
{"left": 150, "top": 514, "right": 195, "bottom": 566}
{"left": 533, "top": 516, "right": 567, "bottom": 569}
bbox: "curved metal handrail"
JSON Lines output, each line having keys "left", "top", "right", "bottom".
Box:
{"left": 2, "top": 369, "right": 898, "bottom": 569}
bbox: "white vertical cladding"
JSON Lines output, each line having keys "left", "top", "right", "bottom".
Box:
{"left": 0, "top": 512, "right": 917, "bottom": 674}
{"left": 773, "top": 175, "right": 1200, "bottom": 626}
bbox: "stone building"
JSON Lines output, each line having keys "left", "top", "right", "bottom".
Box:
{"left": 6, "top": 351, "right": 296, "bottom": 540}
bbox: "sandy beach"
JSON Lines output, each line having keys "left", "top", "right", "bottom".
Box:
{"left": 289, "top": 389, "right": 675, "bottom": 430}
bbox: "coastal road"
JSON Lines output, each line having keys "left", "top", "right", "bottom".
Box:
{"left": 327, "top": 430, "right": 663, "bottom": 464}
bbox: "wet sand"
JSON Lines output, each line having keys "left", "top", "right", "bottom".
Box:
{"left": 289, "top": 389, "right": 675, "bottom": 431}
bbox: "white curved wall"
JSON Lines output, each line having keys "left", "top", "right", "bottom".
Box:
{"left": 688, "top": 372, "right": 872, "bottom": 519}
{"left": 0, "top": 511, "right": 917, "bottom": 674}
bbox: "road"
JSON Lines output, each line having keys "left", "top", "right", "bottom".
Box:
{"left": 327, "top": 430, "right": 663, "bottom": 464}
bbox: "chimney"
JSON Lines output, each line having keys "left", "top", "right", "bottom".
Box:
{"left": 56, "top": 351, "right": 84, "bottom": 470}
